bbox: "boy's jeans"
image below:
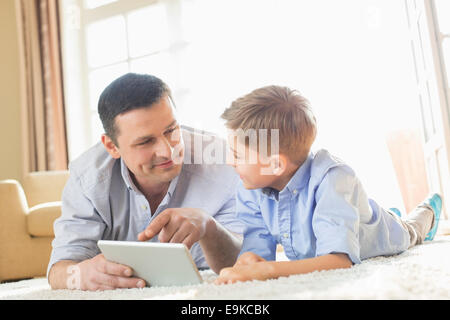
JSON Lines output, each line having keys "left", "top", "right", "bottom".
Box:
{"left": 388, "top": 204, "right": 435, "bottom": 248}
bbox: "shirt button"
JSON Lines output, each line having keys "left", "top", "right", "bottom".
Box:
{"left": 292, "top": 189, "right": 298, "bottom": 195}
{"left": 141, "top": 205, "right": 148, "bottom": 211}
{"left": 283, "top": 233, "right": 289, "bottom": 239}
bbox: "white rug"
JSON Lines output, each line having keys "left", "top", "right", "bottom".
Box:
{"left": 1, "top": 236, "right": 449, "bottom": 300}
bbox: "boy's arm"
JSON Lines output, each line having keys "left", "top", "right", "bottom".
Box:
{"left": 215, "top": 252, "right": 352, "bottom": 284}
{"left": 312, "top": 167, "right": 363, "bottom": 265}
{"left": 235, "top": 184, "right": 277, "bottom": 260}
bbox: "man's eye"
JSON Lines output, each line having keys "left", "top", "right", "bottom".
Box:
{"left": 138, "top": 139, "right": 153, "bottom": 146}
{"left": 165, "top": 127, "right": 181, "bottom": 141}
{"left": 165, "top": 127, "right": 178, "bottom": 135}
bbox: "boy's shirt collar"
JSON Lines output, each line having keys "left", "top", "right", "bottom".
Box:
{"left": 261, "top": 152, "right": 313, "bottom": 200}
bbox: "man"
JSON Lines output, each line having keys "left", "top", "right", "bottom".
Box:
{"left": 47, "top": 73, "right": 243, "bottom": 291}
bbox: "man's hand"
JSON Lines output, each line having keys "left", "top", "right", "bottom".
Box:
{"left": 67, "top": 254, "right": 146, "bottom": 291}
{"left": 137, "top": 208, "right": 213, "bottom": 249}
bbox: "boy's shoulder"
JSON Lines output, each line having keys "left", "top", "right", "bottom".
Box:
{"left": 309, "top": 149, "right": 356, "bottom": 181}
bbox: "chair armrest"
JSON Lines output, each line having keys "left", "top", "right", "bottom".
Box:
{"left": 27, "top": 202, "right": 61, "bottom": 237}
{"left": 0, "top": 180, "right": 29, "bottom": 240}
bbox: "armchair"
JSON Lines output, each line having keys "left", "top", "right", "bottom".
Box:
{"left": 0, "top": 171, "right": 69, "bottom": 282}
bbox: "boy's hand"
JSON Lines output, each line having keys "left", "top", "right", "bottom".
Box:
{"left": 214, "top": 253, "right": 354, "bottom": 285}
{"left": 234, "top": 252, "right": 266, "bottom": 266}
{"left": 214, "top": 261, "right": 275, "bottom": 285}
{"left": 214, "top": 252, "right": 272, "bottom": 285}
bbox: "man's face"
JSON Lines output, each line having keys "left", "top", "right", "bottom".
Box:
{"left": 106, "top": 96, "right": 184, "bottom": 186}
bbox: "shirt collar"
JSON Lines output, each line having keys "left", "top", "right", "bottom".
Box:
{"left": 260, "top": 152, "right": 313, "bottom": 199}
{"left": 120, "top": 158, "right": 140, "bottom": 193}
{"left": 284, "top": 152, "right": 313, "bottom": 193}
{"left": 120, "top": 157, "right": 180, "bottom": 198}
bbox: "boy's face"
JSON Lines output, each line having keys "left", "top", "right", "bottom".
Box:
{"left": 226, "top": 135, "right": 280, "bottom": 190}
{"left": 102, "top": 95, "right": 184, "bottom": 186}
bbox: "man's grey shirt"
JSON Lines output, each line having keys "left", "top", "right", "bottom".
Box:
{"left": 48, "top": 128, "right": 243, "bottom": 275}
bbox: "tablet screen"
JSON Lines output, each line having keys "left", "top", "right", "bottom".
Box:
{"left": 98, "top": 240, "right": 203, "bottom": 287}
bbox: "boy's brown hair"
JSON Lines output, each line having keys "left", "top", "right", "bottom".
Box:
{"left": 221, "top": 85, "right": 317, "bottom": 165}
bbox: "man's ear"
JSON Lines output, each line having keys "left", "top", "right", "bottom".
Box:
{"left": 269, "top": 154, "right": 287, "bottom": 176}
{"left": 101, "top": 134, "right": 121, "bottom": 159}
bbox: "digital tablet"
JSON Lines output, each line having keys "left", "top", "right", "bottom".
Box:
{"left": 97, "top": 240, "right": 203, "bottom": 287}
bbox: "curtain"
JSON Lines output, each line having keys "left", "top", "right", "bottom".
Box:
{"left": 15, "top": 0, "right": 68, "bottom": 173}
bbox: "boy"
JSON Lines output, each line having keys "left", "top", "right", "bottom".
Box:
{"left": 215, "top": 85, "right": 442, "bottom": 284}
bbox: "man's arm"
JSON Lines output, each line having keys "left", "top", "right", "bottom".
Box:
{"left": 48, "top": 255, "right": 145, "bottom": 291}
{"left": 215, "top": 252, "right": 352, "bottom": 284}
{"left": 199, "top": 217, "right": 242, "bottom": 273}
{"left": 48, "top": 167, "right": 145, "bottom": 291}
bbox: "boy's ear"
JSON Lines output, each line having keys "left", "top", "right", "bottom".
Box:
{"left": 270, "top": 154, "right": 287, "bottom": 176}
{"left": 101, "top": 134, "right": 121, "bottom": 159}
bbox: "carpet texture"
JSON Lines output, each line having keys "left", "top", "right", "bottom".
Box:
{"left": 1, "top": 236, "right": 449, "bottom": 300}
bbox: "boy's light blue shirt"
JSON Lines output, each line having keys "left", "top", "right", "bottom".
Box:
{"left": 48, "top": 129, "right": 243, "bottom": 275}
{"left": 237, "top": 149, "right": 410, "bottom": 264}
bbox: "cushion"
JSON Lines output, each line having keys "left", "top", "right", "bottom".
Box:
{"left": 23, "top": 171, "right": 69, "bottom": 207}
{"left": 26, "top": 202, "right": 61, "bottom": 237}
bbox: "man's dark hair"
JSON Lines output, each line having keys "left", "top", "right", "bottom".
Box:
{"left": 98, "top": 73, "right": 173, "bottom": 146}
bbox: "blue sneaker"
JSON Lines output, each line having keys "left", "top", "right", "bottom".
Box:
{"left": 389, "top": 207, "right": 402, "bottom": 217}
{"left": 423, "top": 193, "right": 442, "bottom": 241}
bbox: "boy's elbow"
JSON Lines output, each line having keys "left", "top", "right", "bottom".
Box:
{"left": 333, "top": 253, "right": 354, "bottom": 268}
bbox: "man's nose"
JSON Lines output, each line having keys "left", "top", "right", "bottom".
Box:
{"left": 154, "top": 137, "right": 174, "bottom": 159}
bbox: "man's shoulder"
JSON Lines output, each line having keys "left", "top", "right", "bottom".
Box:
{"left": 181, "top": 126, "right": 239, "bottom": 188}
{"left": 68, "top": 142, "right": 117, "bottom": 191}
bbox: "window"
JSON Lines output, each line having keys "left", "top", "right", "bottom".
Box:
{"left": 60, "top": 0, "right": 193, "bottom": 160}
{"left": 434, "top": 0, "right": 450, "bottom": 106}
{"left": 404, "top": 0, "right": 450, "bottom": 226}
{"left": 60, "top": 0, "right": 430, "bottom": 211}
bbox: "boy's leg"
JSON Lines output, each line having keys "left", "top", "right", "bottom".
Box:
{"left": 388, "top": 193, "right": 442, "bottom": 248}
{"left": 399, "top": 204, "right": 434, "bottom": 248}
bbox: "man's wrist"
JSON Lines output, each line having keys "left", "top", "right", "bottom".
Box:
{"left": 202, "top": 215, "right": 217, "bottom": 240}
{"left": 48, "top": 260, "right": 78, "bottom": 289}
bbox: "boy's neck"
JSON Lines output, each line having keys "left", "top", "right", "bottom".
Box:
{"left": 269, "top": 161, "right": 303, "bottom": 192}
